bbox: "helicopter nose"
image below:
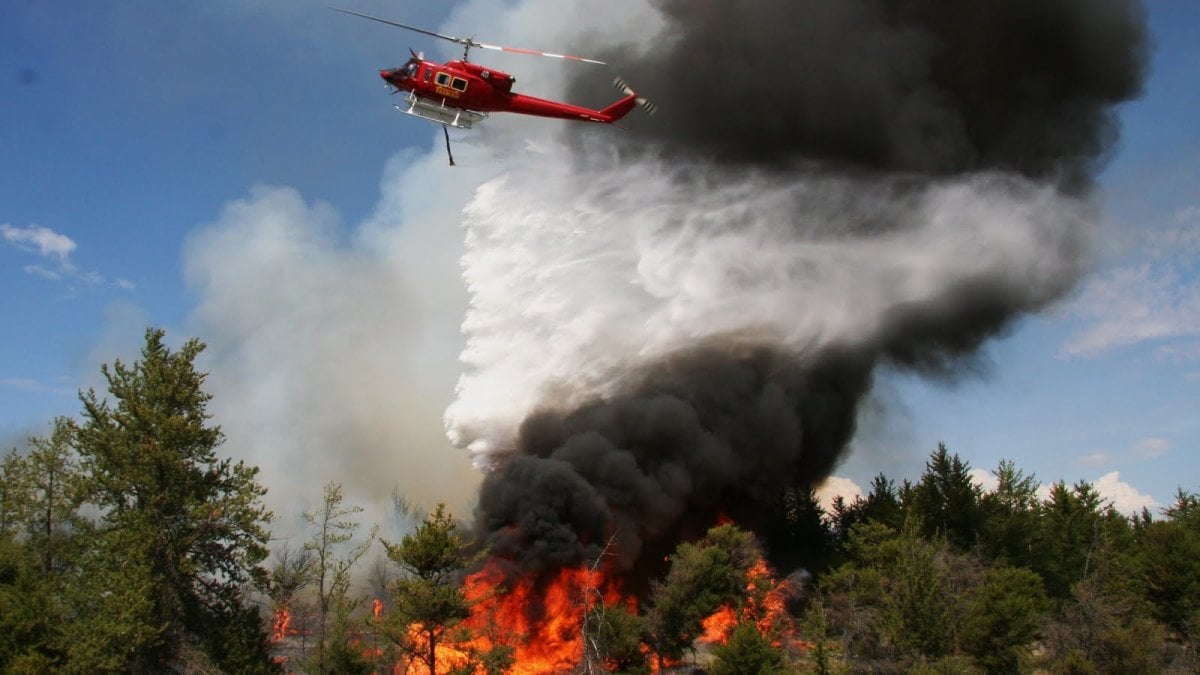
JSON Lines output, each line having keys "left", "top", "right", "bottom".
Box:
{"left": 379, "top": 69, "right": 393, "bottom": 83}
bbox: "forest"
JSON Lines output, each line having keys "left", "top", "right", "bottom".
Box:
{"left": 2, "top": 329, "right": 1198, "bottom": 674}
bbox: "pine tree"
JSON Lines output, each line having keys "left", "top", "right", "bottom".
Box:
{"left": 383, "top": 503, "right": 472, "bottom": 674}
{"left": 910, "top": 444, "right": 984, "bottom": 551}
{"left": 979, "top": 460, "right": 1040, "bottom": 568}
{"left": 71, "top": 327, "right": 275, "bottom": 672}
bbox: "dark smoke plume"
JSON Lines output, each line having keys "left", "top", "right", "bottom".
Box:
{"left": 577, "top": 0, "right": 1148, "bottom": 187}
{"left": 462, "top": 0, "right": 1148, "bottom": 580}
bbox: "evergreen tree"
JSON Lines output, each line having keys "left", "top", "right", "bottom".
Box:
{"left": 765, "top": 485, "right": 835, "bottom": 573}
{"left": 383, "top": 503, "right": 472, "bottom": 674}
{"left": 1033, "top": 481, "right": 1104, "bottom": 599}
{"left": 708, "top": 622, "right": 786, "bottom": 675}
{"left": 910, "top": 444, "right": 984, "bottom": 551}
{"left": 644, "top": 524, "right": 758, "bottom": 667}
{"left": 979, "top": 460, "right": 1040, "bottom": 568}
{"left": 1164, "top": 488, "right": 1200, "bottom": 532}
{"left": 584, "top": 602, "right": 649, "bottom": 674}
{"left": 1137, "top": 520, "right": 1200, "bottom": 640}
{"left": 21, "top": 418, "right": 83, "bottom": 574}
{"left": 71, "top": 327, "right": 276, "bottom": 672}
{"left": 959, "top": 566, "right": 1049, "bottom": 673}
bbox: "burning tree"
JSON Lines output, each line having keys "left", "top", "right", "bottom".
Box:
{"left": 381, "top": 503, "right": 480, "bottom": 674}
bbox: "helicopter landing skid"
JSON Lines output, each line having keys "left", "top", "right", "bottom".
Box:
{"left": 396, "top": 93, "right": 487, "bottom": 130}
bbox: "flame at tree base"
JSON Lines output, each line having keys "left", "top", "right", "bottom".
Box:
{"left": 396, "top": 561, "right": 627, "bottom": 674}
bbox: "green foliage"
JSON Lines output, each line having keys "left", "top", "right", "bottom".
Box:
{"left": 1137, "top": 520, "right": 1200, "bottom": 639}
{"left": 645, "top": 524, "right": 758, "bottom": 663}
{"left": 1164, "top": 488, "right": 1200, "bottom": 531}
{"left": 978, "top": 460, "right": 1040, "bottom": 568}
{"left": 959, "top": 566, "right": 1048, "bottom": 673}
{"left": 70, "top": 327, "right": 276, "bottom": 672}
{"left": 383, "top": 503, "right": 473, "bottom": 674}
{"left": 832, "top": 473, "right": 904, "bottom": 549}
{"left": 884, "top": 526, "right": 955, "bottom": 658}
{"left": 302, "top": 481, "right": 378, "bottom": 674}
{"left": 909, "top": 444, "right": 984, "bottom": 551}
{"left": 1040, "top": 578, "right": 1167, "bottom": 674}
{"left": 585, "top": 602, "right": 649, "bottom": 673}
{"left": 1033, "top": 481, "right": 1105, "bottom": 599}
{"left": 708, "top": 622, "right": 786, "bottom": 675}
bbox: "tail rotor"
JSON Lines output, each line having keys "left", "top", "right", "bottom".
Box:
{"left": 614, "top": 77, "right": 657, "bottom": 116}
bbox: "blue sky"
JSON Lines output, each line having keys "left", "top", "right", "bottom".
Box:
{"left": 3, "top": 1, "right": 1197, "bottom": 520}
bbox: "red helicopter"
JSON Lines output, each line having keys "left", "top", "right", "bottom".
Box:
{"left": 333, "top": 8, "right": 655, "bottom": 163}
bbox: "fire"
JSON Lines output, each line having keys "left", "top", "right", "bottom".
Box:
{"left": 464, "top": 562, "right": 625, "bottom": 673}
{"left": 700, "top": 605, "right": 738, "bottom": 644}
{"left": 695, "top": 558, "right": 797, "bottom": 649}
{"left": 391, "top": 560, "right": 625, "bottom": 674}
{"left": 377, "top": 522, "right": 802, "bottom": 672}
{"left": 271, "top": 606, "right": 292, "bottom": 643}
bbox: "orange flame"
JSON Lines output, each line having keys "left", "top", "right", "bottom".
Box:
{"left": 271, "top": 606, "right": 291, "bottom": 643}
{"left": 697, "top": 559, "right": 797, "bottom": 647}
{"left": 382, "top": 560, "right": 626, "bottom": 674}
{"left": 378, "top": 522, "right": 803, "bottom": 671}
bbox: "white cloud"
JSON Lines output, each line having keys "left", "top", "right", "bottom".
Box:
{"left": 1076, "top": 450, "right": 1112, "bottom": 467}
{"left": 1063, "top": 205, "right": 1200, "bottom": 357}
{"left": 1, "top": 223, "right": 76, "bottom": 261}
{"left": 1093, "top": 470, "right": 1158, "bottom": 515}
{"left": 814, "top": 476, "right": 864, "bottom": 513}
{"left": 2, "top": 223, "right": 134, "bottom": 291}
{"left": 968, "top": 467, "right": 999, "bottom": 493}
{"left": 1132, "top": 436, "right": 1171, "bottom": 459}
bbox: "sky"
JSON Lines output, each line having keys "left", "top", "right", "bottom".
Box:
{"left": 2, "top": 0, "right": 1197, "bottom": 529}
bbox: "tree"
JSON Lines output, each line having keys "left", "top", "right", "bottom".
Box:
{"left": 583, "top": 602, "right": 648, "bottom": 674}
{"left": 885, "top": 525, "right": 955, "bottom": 659}
{"left": 303, "top": 481, "right": 378, "bottom": 674}
{"left": 71, "top": 327, "right": 276, "bottom": 672}
{"left": 910, "top": 444, "right": 983, "bottom": 551}
{"left": 708, "top": 622, "right": 786, "bottom": 675}
{"left": 1164, "top": 488, "right": 1200, "bottom": 532}
{"left": 959, "top": 566, "right": 1049, "bottom": 673}
{"left": 1033, "top": 481, "right": 1105, "bottom": 599}
{"left": 1137, "top": 520, "right": 1200, "bottom": 640}
{"left": 383, "top": 503, "right": 472, "bottom": 674}
{"left": 834, "top": 473, "right": 904, "bottom": 548}
{"left": 0, "top": 421, "right": 86, "bottom": 672}
{"left": 765, "top": 486, "right": 835, "bottom": 573}
{"left": 979, "top": 460, "right": 1040, "bottom": 568}
{"left": 644, "top": 524, "right": 758, "bottom": 667}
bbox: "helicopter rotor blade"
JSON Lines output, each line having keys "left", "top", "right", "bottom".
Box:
{"left": 473, "top": 43, "right": 606, "bottom": 65}
{"left": 331, "top": 7, "right": 605, "bottom": 64}
{"left": 330, "top": 7, "right": 467, "bottom": 47}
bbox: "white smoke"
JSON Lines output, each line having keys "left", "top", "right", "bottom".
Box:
{"left": 183, "top": 146, "right": 493, "bottom": 534}
{"left": 446, "top": 144, "right": 1094, "bottom": 459}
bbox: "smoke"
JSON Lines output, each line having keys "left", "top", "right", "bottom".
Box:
{"left": 182, "top": 148, "right": 493, "bottom": 537}
{"left": 448, "top": 0, "right": 1148, "bottom": 575}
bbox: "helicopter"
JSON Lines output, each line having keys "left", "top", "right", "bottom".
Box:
{"left": 332, "top": 7, "right": 655, "bottom": 164}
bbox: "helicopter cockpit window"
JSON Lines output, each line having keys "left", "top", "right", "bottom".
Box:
{"left": 451, "top": 77, "right": 468, "bottom": 92}
{"left": 423, "top": 67, "right": 432, "bottom": 82}
{"left": 403, "top": 62, "right": 419, "bottom": 78}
